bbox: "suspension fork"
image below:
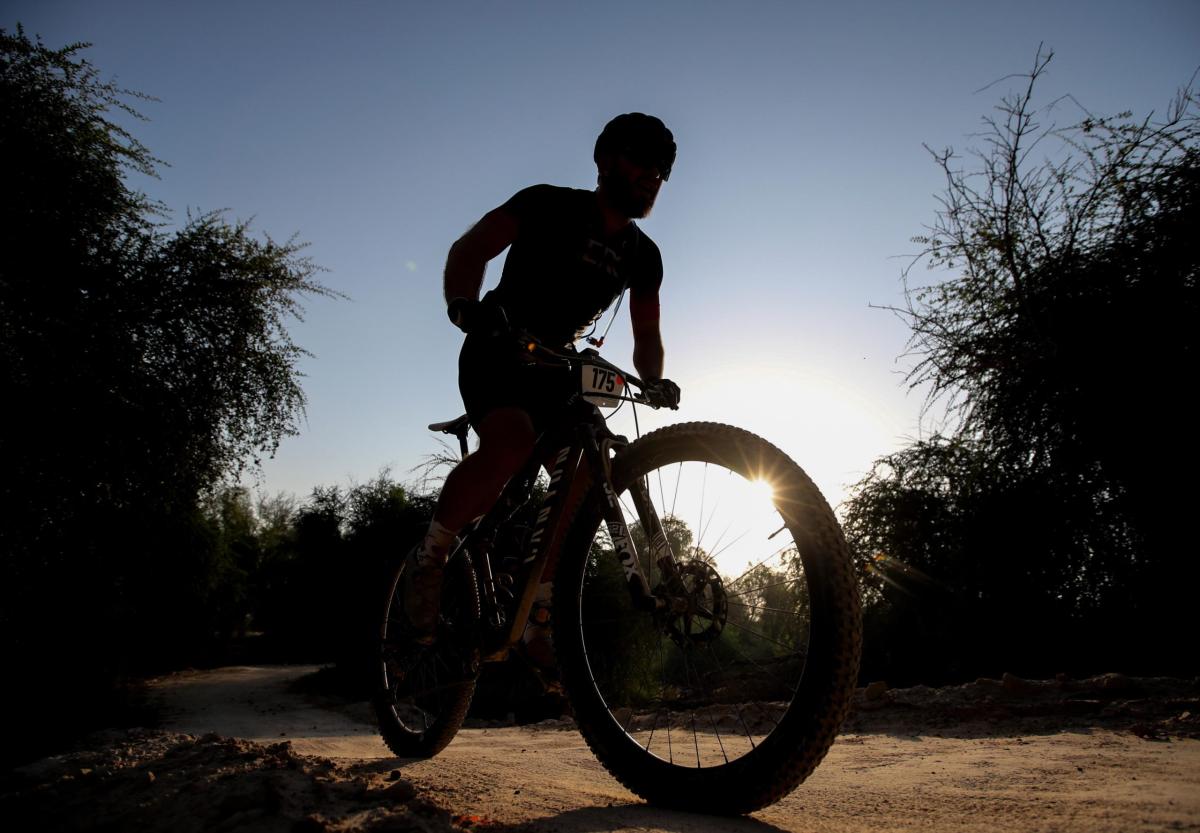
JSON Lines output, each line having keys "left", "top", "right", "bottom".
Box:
{"left": 582, "top": 428, "right": 664, "bottom": 613}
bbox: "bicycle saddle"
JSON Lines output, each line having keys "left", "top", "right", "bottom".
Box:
{"left": 428, "top": 414, "right": 471, "bottom": 435}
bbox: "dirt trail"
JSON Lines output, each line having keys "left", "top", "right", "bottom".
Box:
{"left": 7, "top": 665, "right": 1199, "bottom": 833}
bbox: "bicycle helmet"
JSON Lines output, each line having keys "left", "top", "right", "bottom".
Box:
{"left": 594, "top": 113, "right": 676, "bottom": 181}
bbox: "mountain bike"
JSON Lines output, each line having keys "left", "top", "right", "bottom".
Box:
{"left": 374, "top": 335, "right": 862, "bottom": 814}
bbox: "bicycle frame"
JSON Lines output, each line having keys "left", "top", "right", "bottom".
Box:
{"left": 446, "top": 345, "right": 679, "bottom": 662}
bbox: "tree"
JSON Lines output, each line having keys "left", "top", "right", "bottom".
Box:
{"left": 902, "top": 50, "right": 1197, "bottom": 499}
{"left": 1, "top": 27, "right": 334, "bottom": 757}
{"left": 847, "top": 50, "right": 1199, "bottom": 680}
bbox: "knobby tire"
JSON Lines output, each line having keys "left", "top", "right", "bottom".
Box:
{"left": 553, "top": 422, "right": 863, "bottom": 813}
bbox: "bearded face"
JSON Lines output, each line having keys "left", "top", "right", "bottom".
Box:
{"left": 599, "top": 154, "right": 664, "bottom": 219}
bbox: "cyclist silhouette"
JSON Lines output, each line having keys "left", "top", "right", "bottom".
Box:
{"left": 405, "top": 113, "right": 680, "bottom": 647}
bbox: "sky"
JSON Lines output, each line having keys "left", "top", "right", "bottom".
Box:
{"left": 8, "top": 1, "right": 1198, "bottom": 513}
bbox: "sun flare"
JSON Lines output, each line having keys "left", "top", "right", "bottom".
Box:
{"left": 747, "top": 477, "right": 775, "bottom": 505}
{"left": 644, "top": 466, "right": 786, "bottom": 580}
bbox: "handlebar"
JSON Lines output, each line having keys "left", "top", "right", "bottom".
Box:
{"left": 513, "top": 330, "right": 667, "bottom": 408}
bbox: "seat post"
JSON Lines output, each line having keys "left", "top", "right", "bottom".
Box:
{"left": 428, "top": 414, "right": 473, "bottom": 458}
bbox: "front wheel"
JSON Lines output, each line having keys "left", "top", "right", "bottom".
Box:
{"left": 554, "top": 423, "right": 862, "bottom": 813}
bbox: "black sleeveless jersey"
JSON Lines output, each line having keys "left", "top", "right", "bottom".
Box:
{"left": 485, "top": 184, "right": 663, "bottom": 347}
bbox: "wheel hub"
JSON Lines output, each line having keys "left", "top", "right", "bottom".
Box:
{"left": 656, "top": 560, "right": 728, "bottom": 645}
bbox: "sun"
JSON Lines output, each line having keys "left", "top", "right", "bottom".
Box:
{"left": 746, "top": 477, "right": 775, "bottom": 505}
{"left": 648, "top": 466, "right": 784, "bottom": 580}
{"left": 704, "top": 475, "right": 783, "bottom": 578}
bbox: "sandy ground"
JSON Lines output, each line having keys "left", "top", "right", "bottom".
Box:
{"left": 4, "top": 665, "right": 1198, "bottom": 832}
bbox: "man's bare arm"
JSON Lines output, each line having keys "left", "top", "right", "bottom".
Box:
{"left": 630, "top": 287, "right": 664, "bottom": 381}
{"left": 444, "top": 208, "right": 519, "bottom": 303}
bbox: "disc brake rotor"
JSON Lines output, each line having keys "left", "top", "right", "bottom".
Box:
{"left": 658, "top": 560, "right": 728, "bottom": 645}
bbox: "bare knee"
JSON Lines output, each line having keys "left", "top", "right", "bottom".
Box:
{"left": 434, "top": 408, "right": 535, "bottom": 530}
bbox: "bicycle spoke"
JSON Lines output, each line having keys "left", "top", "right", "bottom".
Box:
{"left": 670, "top": 461, "right": 682, "bottom": 519}
{"left": 725, "top": 576, "right": 805, "bottom": 600}
{"left": 718, "top": 627, "right": 798, "bottom": 695}
{"left": 666, "top": 705, "right": 674, "bottom": 764}
{"left": 736, "top": 710, "right": 758, "bottom": 750}
{"left": 695, "top": 465, "right": 729, "bottom": 562}
{"left": 657, "top": 468, "right": 669, "bottom": 535}
{"left": 644, "top": 707, "right": 661, "bottom": 752}
{"left": 642, "top": 628, "right": 666, "bottom": 754}
{"left": 706, "top": 527, "right": 750, "bottom": 566}
{"left": 724, "top": 541, "right": 798, "bottom": 590}
{"left": 691, "top": 463, "right": 708, "bottom": 563}
{"left": 724, "top": 618, "right": 799, "bottom": 652}
{"left": 703, "top": 517, "right": 736, "bottom": 567}
{"left": 702, "top": 642, "right": 762, "bottom": 751}
{"left": 727, "top": 600, "right": 807, "bottom": 617}
{"left": 711, "top": 655, "right": 785, "bottom": 735}
{"left": 708, "top": 708, "right": 730, "bottom": 764}
{"left": 691, "top": 710, "right": 700, "bottom": 768}
{"left": 681, "top": 640, "right": 730, "bottom": 767}
{"left": 619, "top": 494, "right": 636, "bottom": 518}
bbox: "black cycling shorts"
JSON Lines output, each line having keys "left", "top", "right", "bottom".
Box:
{"left": 458, "top": 333, "right": 574, "bottom": 433}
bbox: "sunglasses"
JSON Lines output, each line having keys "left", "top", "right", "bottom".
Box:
{"left": 620, "top": 145, "right": 674, "bottom": 181}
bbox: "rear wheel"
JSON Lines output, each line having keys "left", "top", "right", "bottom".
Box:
{"left": 375, "top": 550, "right": 480, "bottom": 758}
{"left": 554, "top": 422, "right": 862, "bottom": 813}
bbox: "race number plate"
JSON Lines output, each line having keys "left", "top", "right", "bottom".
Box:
{"left": 581, "top": 362, "right": 624, "bottom": 408}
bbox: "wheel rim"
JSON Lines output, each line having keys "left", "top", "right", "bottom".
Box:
{"left": 576, "top": 457, "right": 814, "bottom": 769}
